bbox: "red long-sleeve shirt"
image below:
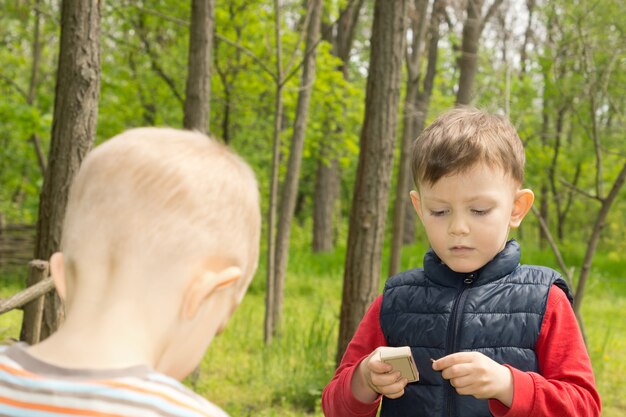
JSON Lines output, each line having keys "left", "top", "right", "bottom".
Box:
{"left": 322, "top": 285, "right": 601, "bottom": 417}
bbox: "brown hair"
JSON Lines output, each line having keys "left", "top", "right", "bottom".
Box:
{"left": 411, "top": 107, "right": 525, "bottom": 188}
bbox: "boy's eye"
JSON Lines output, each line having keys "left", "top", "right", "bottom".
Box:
{"left": 429, "top": 210, "right": 448, "bottom": 217}
{"left": 471, "top": 208, "right": 490, "bottom": 216}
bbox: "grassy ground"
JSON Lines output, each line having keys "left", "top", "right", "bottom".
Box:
{"left": 0, "top": 235, "right": 624, "bottom": 416}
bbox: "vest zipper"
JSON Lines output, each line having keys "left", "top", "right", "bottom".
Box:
{"left": 443, "top": 272, "right": 475, "bottom": 417}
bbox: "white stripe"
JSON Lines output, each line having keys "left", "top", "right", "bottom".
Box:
{"left": 0, "top": 352, "right": 229, "bottom": 417}
{"left": 0, "top": 384, "right": 163, "bottom": 416}
{"left": 120, "top": 373, "right": 216, "bottom": 410}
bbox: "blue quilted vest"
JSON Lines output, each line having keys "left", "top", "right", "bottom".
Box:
{"left": 379, "top": 240, "right": 572, "bottom": 417}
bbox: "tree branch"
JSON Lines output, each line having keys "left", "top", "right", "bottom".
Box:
{"left": 129, "top": 4, "right": 277, "bottom": 82}
{"left": 558, "top": 178, "right": 602, "bottom": 202}
{"left": 0, "top": 73, "right": 29, "bottom": 102}
{"left": 0, "top": 262, "right": 53, "bottom": 315}
{"left": 283, "top": 0, "right": 315, "bottom": 78}
{"left": 132, "top": 5, "right": 188, "bottom": 26}
{"left": 530, "top": 206, "right": 574, "bottom": 288}
{"left": 31, "top": 134, "right": 47, "bottom": 175}
{"left": 135, "top": 19, "right": 185, "bottom": 104}
{"left": 281, "top": 35, "right": 324, "bottom": 87}
{"left": 215, "top": 34, "right": 277, "bottom": 82}
{"left": 480, "top": 0, "right": 505, "bottom": 33}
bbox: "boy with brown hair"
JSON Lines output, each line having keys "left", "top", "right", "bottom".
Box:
{"left": 322, "top": 108, "right": 601, "bottom": 417}
{"left": 0, "top": 128, "right": 261, "bottom": 416}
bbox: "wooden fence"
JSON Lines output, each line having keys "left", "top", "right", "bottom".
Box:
{"left": 0, "top": 224, "right": 54, "bottom": 344}
{"left": 0, "top": 224, "right": 36, "bottom": 269}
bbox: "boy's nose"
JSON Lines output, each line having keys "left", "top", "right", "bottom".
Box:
{"left": 448, "top": 214, "right": 470, "bottom": 236}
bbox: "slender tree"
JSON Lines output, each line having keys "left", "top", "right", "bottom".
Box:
{"left": 183, "top": 0, "right": 214, "bottom": 133}
{"left": 213, "top": 2, "right": 250, "bottom": 144}
{"left": 272, "top": 0, "right": 323, "bottom": 336}
{"left": 265, "top": 0, "right": 311, "bottom": 342}
{"left": 264, "top": 0, "right": 285, "bottom": 344}
{"left": 336, "top": 0, "right": 408, "bottom": 363}
{"left": 28, "top": 0, "right": 46, "bottom": 175}
{"left": 389, "top": 0, "right": 430, "bottom": 277}
{"left": 389, "top": 0, "right": 444, "bottom": 276}
{"left": 312, "top": 0, "right": 365, "bottom": 252}
{"left": 20, "top": 0, "right": 101, "bottom": 344}
{"left": 455, "top": 0, "right": 504, "bottom": 105}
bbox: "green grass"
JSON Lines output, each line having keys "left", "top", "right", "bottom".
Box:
{"left": 0, "top": 234, "right": 624, "bottom": 416}
{"left": 0, "top": 267, "right": 24, "bottom": 342}
{"left": 582, "top": 273, "right": 626, "bottom": 416}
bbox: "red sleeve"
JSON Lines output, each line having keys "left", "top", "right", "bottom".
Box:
{"left": 321, "top": 296, "right": 387, "bottom": 417}
{"left": 489, "top": 285, "right": 602, "bottom": 417}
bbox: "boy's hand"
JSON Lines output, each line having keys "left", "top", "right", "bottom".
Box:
{"left": 352, "top": 347, "right": 409, "bottom": 403}
{"left": 432, "top": 352, "right": 513, "bottom": 407}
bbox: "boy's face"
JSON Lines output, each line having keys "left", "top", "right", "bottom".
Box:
{"left": 411, "top": 164, "right": 526, "bottom": 274}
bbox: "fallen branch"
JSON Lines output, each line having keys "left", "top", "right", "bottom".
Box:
{"left": 0, "top": 261, "right": 53, "bottom": 316}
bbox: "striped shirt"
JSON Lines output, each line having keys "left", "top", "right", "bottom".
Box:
{"left": 0, "top": 344, "right": 229, "bottom": 417}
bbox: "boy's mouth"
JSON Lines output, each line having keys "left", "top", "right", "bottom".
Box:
{"left": 450, "top": 245, "right": 473, "bottom": 252}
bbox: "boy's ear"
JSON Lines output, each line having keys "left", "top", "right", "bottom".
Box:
{"left": 49, "top": 252, "right": 67, "bottom": 301}
{"left": 183, "top": 266, "right": 242, "bottom": 320}
{"left": 410, "top": 190, "right": 424, "bottom": 220}
{"left": 510, "top": 188, "right": 534, "bottom": 228}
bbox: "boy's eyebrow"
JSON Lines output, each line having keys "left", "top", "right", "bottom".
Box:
{"left": 422, "top": 194, "right": 499, "bottom": 204}
{"left": 422, "top": 196, "right": 450, "bottom": 204}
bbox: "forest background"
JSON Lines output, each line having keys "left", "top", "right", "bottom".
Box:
{"left": 0, "top": 0, "right": 624, "bottom": 416}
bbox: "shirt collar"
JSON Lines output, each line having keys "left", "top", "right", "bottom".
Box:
{"left": 423, "top": 239, "right": 521, "bottom": 288}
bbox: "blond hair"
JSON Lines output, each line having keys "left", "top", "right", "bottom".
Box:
{"left": 411, "top": 107, "right": 526, "bottom": 188}
{"left": 61, "top": 128, "right": 260, "bottom": 291}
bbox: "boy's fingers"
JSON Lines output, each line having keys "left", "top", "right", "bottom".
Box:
{"left": 385, "top": 390, "right": 405, "bottom": 400}
{"left": 371, "top": 370, "right": 402, "bottom": 387}
{"left": 379, "top": 378, "right": 408, "bottom": 399}
{"left": 368, "top": 357, "right": 393, "bottom": 374}
{"left": 448, "top": 375, "right": 473, "bottom": 390}
{"left": 432, "top": 352, "right": 476, "bottom": 371}
{"left": 441, "top": 363, "right": 472, "bottom": 381}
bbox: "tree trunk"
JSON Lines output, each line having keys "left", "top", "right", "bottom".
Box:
{"left": 214, "top": 9, "right": 246, "bottom": 145}
{"left": 312, "top": 154, "right": 340, "bottom": 252}
{"left": 264, "top": 0, "right": 285, "bottom": 345}
{"left": 129, "top": 54, "right": 157, "bottom": 125}
{"left": 272, "top": 0, "right": 323, "bottom": 337}
{"left": 183, "top": 0, "right": 214, "bottom": 133}
{"left": 538, "top": 66, "right": 551, "bottom": 248}
{"left": 28, "top": 0, "right": 46, "bottom": 176}
{"left": 402, "top": 199, "right": 416, "bottom": 244}
{"left": 519, "top": 0, "right": 535, "bottom": 75}
{"left": 311, "top": 0, "right": 365, "bottom": 252}
{"left": 389, "top": 0, "right": 430, "bottom": 277}
{"left": 549, "top": 106, "right": 565, "bottom": 240}
{"left": 408, "top": 0, "right": 445, "bottom": 227}
{"left": 336, "top": 0, "right": 408, "bottom": 364}
{"left": 557, "top": 161, "right": 581, "bottom": 240}
{"left": 456, "top": 0, "right": 483, "bottom": 105}
{"left": 389, "top": 0, "right": 443, "bottom": 276}
{"left": 573, "top": 165, "right": 626, "bottom": 315}
{"left": 20, "top": 0, "right": 101, "bottom": 344}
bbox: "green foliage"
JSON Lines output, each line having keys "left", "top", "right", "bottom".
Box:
{"left": 0, "top": 270, "right": 23, "bottom": 341}
{"left": 0, "top": 1, "right": 58, "bottom": 223}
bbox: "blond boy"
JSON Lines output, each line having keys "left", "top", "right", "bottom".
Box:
{"left": 323, "top": 108, "right": 600, "bottom": 417}
{"left": 0, "top": 128, "right": 260, "bottom": 416}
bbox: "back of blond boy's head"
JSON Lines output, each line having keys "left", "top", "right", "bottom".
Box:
{"left": 60, "top": 127, "right": 261, "bottom": 301}
{"left": 411, "top": 107, "right": 526, "bottom": 189}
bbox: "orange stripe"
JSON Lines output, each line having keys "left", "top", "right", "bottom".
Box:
{"left": 0, "top": 395, "right": 128, "bottom": 417}
{"left": 97, "top": 380, "right": 212, "bottom": 416}
{"left": 0, "top": 364, "right": 38, "bottom": 379}
{"left": 0, "top": 363, "right": 215, "bottom": 416}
